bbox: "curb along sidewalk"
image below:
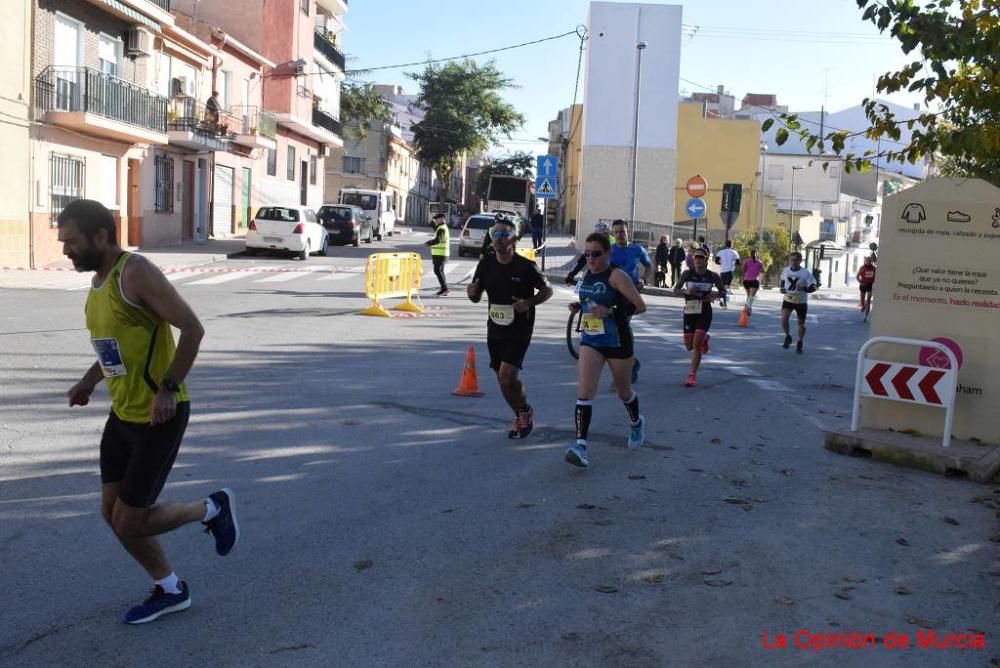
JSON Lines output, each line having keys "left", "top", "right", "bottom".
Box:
{"left": 0, "top": 238, "right": 246, "bottom": 290}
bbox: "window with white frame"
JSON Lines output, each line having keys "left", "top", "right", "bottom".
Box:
{"left": 98, "top": 155, "right": 117, "bottom": 208}
{"left": 266, "top": 147, "right": 276, "bottom": 176}
{"left": 218, "top": 70, "right": 230, "bottom": 108}
{"left": 98, "top": 35, "right": 121, "bottom": 77}
{"left": 309, "top": 154, "right": 317, "bottom": 185}
{"left": 343, "top": 156, "right": 363, "bottom": 174}
{"left": 156, "top": 52, "right": 171, "bottom": 98}
{"left": 287, "top": 146, "right": 296, "bottom": 180}
{"left": 50, "top": 153, "right": 85, "bottom": 224}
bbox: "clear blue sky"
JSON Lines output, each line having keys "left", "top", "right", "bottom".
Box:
{"left": 343, "top": 0, "right": 923, "bottom": 158}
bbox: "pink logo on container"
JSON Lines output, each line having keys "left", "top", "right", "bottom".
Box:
{"left": 919, "top": 337, "right": 963, "bottom": 370}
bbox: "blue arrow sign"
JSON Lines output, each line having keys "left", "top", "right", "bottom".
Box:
{"left": 685, "top": 197, "right": 707, "bottom": 219}
{"left": 536, "top": 155, "right": 559, "bottom": 178}
{"left": 535, "top": 176, "right": 558, "bottom": 199}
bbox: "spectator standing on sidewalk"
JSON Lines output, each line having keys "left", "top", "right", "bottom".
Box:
{"left": 654, "top": 235, "right": 670, "bottom": 287}
{"left": 425, "top": 212, "right": 450, "bottom": 296}
{"left": 668, "top": 239, "right": 686, "bottom": 287}
{"left": 530, "top": 211, "right": 545, "bottom": 249}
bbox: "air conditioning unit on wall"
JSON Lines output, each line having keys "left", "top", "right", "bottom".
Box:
{"left": 126, "top": 28, "right": 153, "bottom": 57}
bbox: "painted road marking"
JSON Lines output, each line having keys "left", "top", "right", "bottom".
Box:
{"left": 185, "top": 273, "right": 247, "bottom": 285}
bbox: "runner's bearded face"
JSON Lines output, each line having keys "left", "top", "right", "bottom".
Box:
{"left": 584, "top": 242, "right": 608, "bottom": 272}
{"left": 58, "top": 221, "right": 105, "bottom": 272}
{"left": 491, "top": 225, "right": 516, "bottom": 258}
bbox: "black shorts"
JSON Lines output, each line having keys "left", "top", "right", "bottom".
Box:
{"left": 781, "top": 301, "right": 808, "bottom": 318}
{"left": 721, "top": 271, "right": 734, "bottom": 286}
{"left": 683, "top": 308, "right": 713, "bottom": 334}
{"left": 580, "top": 338, "right": 634, "bottom": 360}
{"left": 100, "top": 402, "right": 190, "bottom": 508}
{"left": 743, "top": 280, "right": 760, "bottom": 290}
{"left": 859, "top": 283, "right": 873, "bottom": 293}
{"left": 488, "top": 337, "right": 531, "bottom": 371}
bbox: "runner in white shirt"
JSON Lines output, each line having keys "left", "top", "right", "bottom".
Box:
{"left": 714, "top": 240, "right": 740, "bottom": 308}
{"left": 779, "top": 251, "right": 818, "bottom": 354}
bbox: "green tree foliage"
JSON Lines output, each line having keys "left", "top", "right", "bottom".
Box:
{"left": 762, "top": 0, "right": 999, "bottom": 186}
{"left": 407, "top": 59, "right": 525, "bottom": 203}
{"left": 474, "top": 152, "right": 535, "bottom": 204}
{"left": 339, "top": 81, "right": 393, "bottom": 142}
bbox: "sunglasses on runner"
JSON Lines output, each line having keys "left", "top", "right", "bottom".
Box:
{"left": 490, "top": 229, "right": 514, "bottom": 239}
{"left": 583, "top": 250, "right": 604, "bottom": 258}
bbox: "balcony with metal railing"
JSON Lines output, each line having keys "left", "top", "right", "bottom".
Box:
{"left": 229, "top": 105, "right": 278, "bottom": 150}
{"left": 312, "top": 107, "right": 343, "bottom": 139}
{"left": 166, "top": 96, "right": 237, "bottom": 151}
{"left": 313, "top": 29, "right": 346, "bottom": 71}
{"left": 149, "top": 0, "right": 170, "bottom": 10}
{"left": 35, "top": 66, "right": 168, "bottom": 144}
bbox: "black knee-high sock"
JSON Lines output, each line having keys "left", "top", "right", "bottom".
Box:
{"left": 575, "top": 400, "right": 592, "bottom": 442}
{"left": 623, "top": 392, "right": 640, "bottom": 424}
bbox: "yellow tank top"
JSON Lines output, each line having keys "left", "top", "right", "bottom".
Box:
{"left": 85, "top": 252, "right": 188, "bottom": 423}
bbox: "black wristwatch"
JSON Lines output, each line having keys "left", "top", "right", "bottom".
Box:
{"left": 161, "top": 377, "right": 181, "bottom": 393}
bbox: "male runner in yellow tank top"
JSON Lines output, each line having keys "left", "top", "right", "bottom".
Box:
{"left": 58, "top": 199, "right": 239, "bottom": 624}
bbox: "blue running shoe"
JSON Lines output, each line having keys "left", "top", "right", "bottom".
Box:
{"left": 203, "top": 488, "right": 239, "bottom": 556}
{"left": 123, "top": 582, "right": 190, "bottom": 624}
{"left": 627, "top": 415, "right": 645, "bottom": 450}
{"left": 631, "top": 358, "right": 641, "bottom": 384}
{"left": 565, "top": 443, "right": 589, "bottom": 468}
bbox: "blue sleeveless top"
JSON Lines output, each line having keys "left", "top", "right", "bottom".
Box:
{"left": 578, "top": 264, "right": 630, "bottom": 348}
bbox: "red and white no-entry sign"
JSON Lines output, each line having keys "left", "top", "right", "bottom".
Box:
{"left": 862, "top": 361, "right": 952, "bottom": 405}
{"left": 686, "top": 175, "right": 708, "bottom": 198}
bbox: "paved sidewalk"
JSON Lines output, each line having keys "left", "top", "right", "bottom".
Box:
{"left": 0, "top": 238, "right": 246, "bottom": 290}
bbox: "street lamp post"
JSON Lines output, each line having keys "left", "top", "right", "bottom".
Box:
{"left": 758, "top": 143, "right": 767, "bottom": 248}
{"left": 628, "top": 41, "right": 647, "bottom": 227}
{"left": 789, "top": 165, "right": 804, "bottom": 245}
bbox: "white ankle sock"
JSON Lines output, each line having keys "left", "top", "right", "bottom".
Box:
{"left": 156, "top": 572, "right": 181, "bottom": 594}
{"left": 203, "top": 497, "right": 220, "bottom": 522}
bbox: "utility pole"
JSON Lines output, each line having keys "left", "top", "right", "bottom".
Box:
{"left": 628, "top": 41, "right": 647, "bottom": 227}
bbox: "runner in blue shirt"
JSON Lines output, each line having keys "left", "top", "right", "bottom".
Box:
{"left": 609, "top": 219, "right": 650, "bottom": 383}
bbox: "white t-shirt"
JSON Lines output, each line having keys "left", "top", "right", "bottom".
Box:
{"left": 780, "top": 267, "right": 817, "bottom": 304}
{"left": 717, "top": 248, "right": 740, "bottom": 273}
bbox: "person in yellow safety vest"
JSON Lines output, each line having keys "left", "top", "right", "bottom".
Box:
{"left": 425, "top": 212, "right": 450, "bottom": 296}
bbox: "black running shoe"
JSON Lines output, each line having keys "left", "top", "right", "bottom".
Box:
{"left": 203, "top": 488, "right": 239, "bottom": 556}
{"left": 783, "top": 334, "right": 792, "bottom": 349}
{"left": 796, "top": 341, "right": 803, "bottom": 355}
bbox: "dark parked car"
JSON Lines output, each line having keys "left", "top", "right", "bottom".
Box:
{"left": 317, "top": 204, "right": 372, "bottom": 246}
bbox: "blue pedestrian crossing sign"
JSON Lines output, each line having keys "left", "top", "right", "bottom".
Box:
{"left": 685, "top": 197, "right": 707, "bottom": 219}
{"left": 535, "top": 176, "right": 558, "bottom": 199}
{"left": 536, "top": 155, "right": 559, "bottom": 178}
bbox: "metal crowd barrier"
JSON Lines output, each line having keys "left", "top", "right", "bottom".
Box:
{"left": 359, "top": 252, "right": 424, "bottom": 317}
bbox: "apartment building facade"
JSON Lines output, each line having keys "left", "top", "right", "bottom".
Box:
{"left": 0, "top": 0, "right": 32, "bottom": 267}
{"left": 171, "top": 0, "right": 346, "bottom": 208}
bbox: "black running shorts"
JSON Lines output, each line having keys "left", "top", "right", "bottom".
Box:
{"left": 721, "top": 271, "right": 734, "bottom": 286}
{"left": 743, "top": 280, "right": 760, "bottom": 290}
{"left": 859, "top": 283, "right": 873, "bottom": 293}
{"left": 781, "top": 301, "right": 809, "bottom": 318}
{"left": 100, "top": 402, "right": 190, "bottom": 508}
{"left": 683, "top": 309, "right": 713, "bottom": 334}
{"left": 488, "top": 337, "right": 531, "bottom": 371}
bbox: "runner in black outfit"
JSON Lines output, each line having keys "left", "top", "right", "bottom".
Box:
{"left": 467, "top": 215, "right": 553, "bottom": 439}
{"left": 674, "top": 246, "right": 726, "bottom": 387}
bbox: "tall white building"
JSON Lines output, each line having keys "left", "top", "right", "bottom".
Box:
{"left": 578, "top": 2, "right": 682, "bottom": 240}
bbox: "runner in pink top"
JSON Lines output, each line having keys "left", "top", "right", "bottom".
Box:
{"left": 741, "top": 250, "right": 765, "bottom": 314}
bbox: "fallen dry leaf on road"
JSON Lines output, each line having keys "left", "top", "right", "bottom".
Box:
{"left": 942, "top": 517, "right": 960, "bottom": 525}
{"left": 594, "top": 584, "right": 618, "bottom": 594}
{"left": 703, "top": 579, "right": 733, "bottom": 587}
{"left": 905, "top": 616, "right": 937, "bottom": 629}
{"left": 353, "top": 560, "right": 374, "bottom": 572}
{"left": 774, "top": 596, "right": 795, "bottom": 606}
{"left": 896, "top": 586, "right": 912, "bottom": 595}
{"left": 896, "top": 538, "right": 910, "bottom": 546}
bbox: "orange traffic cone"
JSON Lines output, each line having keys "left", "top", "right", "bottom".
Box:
{"left": 453, "top": 345, "right": 485, "bottom": 397}
{"left": 737, "top": 306, "right": 749, "bottom": 327}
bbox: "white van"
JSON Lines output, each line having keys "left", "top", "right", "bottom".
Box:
{"left": 338, "top": 188, "right": 396, "bottom": 240}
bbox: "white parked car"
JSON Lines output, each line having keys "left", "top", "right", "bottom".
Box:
{"left": 458, "top": 213, "right": 496, "bottom": 257}
{"left": 246, "top": 206, "right": 327, "bottom": 260}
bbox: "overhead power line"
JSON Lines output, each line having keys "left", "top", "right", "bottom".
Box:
{"left": 347, "top": 28, "right": 584, "bottom": 75}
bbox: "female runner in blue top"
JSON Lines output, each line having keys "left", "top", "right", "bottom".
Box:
{"left": 565, "top": 232, "right": 647, "bottom": 468}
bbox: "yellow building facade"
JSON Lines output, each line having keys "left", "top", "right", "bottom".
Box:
{"left": 673, "top": 102, "right": 768, "bottom": 242}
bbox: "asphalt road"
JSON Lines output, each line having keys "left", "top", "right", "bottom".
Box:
{"left": 1, "top": 232, "right": 997, "bottom": 667}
